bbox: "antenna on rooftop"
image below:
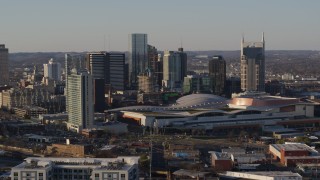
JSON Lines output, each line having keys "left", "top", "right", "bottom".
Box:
{"left": 104, "top": 34, "right": 106, "bottom": 52}
{"left": 108, "top": 34, "right": 111, "bottom": 52}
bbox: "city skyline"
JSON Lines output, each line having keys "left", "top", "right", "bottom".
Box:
{"left": 0, "top": 0, "right": 319, "bottom": 52}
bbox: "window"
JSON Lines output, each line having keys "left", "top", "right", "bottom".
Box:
{"left": 14, "top": 172, "right": 18, "bottom": 176}
{"left": 95, "top": 174, "right": 99, "bottom": 177}
{"left": 121, "top": 174, "right": 125, "bottom": 178}
{"left": 39, "top": 173, "right": 43, "bottom": 176}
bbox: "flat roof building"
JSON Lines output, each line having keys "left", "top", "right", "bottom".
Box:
{"left": 11, "top": 156, "right": 139, "bottom": 180}
{"left": 269, "top": 143, "right": 320, "bottom": 166}
{"left": 220, "top": 171, "right": 302, "bottom": 180}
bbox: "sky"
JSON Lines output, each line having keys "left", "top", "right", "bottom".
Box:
{"left": 0, "top": 0, "right": 319, "bottom": 52}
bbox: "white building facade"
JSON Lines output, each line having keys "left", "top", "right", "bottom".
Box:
{"left": 43, "top": 58, "right": 62, "bottom": 81}
{"left": 11, "top": 157, "right": 139, "bottom": 180}
{"left": 66, "top": 69, "right": 94, "bottom": 132}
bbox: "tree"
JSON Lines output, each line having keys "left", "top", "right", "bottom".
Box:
{"left": 294, "top": 137, "right": 311, "bottom": 144}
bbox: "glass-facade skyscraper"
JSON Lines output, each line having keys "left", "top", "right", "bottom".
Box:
{"left": 209, "top": 56, "right": 226, "bottom": 95}
{"left": 0, "top": 44, "right": 9, "bottom": 85}
{"left": 128, "top": 33, "right": 148, "bottom": 88}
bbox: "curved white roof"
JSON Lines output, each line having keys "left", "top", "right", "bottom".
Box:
{"left": 107, "top": 94, "right": 228, "bottom": 112}
{"left": 174, "top": 94, "right": 228, "bottom": 108}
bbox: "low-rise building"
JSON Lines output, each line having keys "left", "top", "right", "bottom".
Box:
{"left": 10, "top": 156, "right": 139, "bottom": 180}
{"left": 219, "top": 171, "right": 302, "bottom": 180}
{"left": 14, "top": 106, "right": 47, "bottom": 119}
{"left": 210, "top": 151, "right": 233, "bottom": 171}
{"left": 269, "top": 143, "right": 320, "bottom": 166}
{"left": 46, "top": 143, "right": 93, "bottom": 158}
{"left": 39, "top": 113, "right": 68, "bottom": 124}
{"left": 231, "top": 153, "right": 266, "bottom": 164}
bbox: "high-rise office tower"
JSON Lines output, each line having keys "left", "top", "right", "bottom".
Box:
{"left": 156, "top": 54, "right": 163, "bottom": 88}
{"left": 86, "top": 52, "right": 125, "bottom": 91}
{"left": 85, "top": 52, "right": 108, "bottom": 112}
{"left": 209, "top": 56, "right": 226, "bottom": 95}
{"left": 93, "top": 78, "right": 105, "bottom": 113}
{"left": 86, "top": 52, "right": 109, "bottom": 83}
{"left": 178, "top": 47, "right": 188, "bottom": 80}
{"left": 43, "top": 58, "right": 62, "bottom": 81}
{"left": 109, "top": 53, "right": 125, "bottom": 91}
{"left": 66, "top": 69, "right": 94, "bottom": 132}
{"left": 240, "top": 33, "right": 265, "bottom": 92}
{"left": 128, "top": 33, "right": 148, "bottom": 88}
{"left": 162, "top": 51, "right": 183, "bottom": 90}
{"left": 0, "top": 45, "right": 9, "bottom": 85}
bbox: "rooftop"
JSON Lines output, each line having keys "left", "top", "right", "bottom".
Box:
{"left": 271, "top": 144, "right": 318, "bottom": 153}
{"left": 13, "top": 157, "right": 139, "bottom": 170}
{"left": 222, "top": 171, "right": 302, "bottom": 178}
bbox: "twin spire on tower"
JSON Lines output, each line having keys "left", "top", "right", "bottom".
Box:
{"left": 241, "top": 32, "right": 265, "bottom": 43}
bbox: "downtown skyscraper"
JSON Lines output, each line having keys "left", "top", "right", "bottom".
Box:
{"left": 0, "top": 44, "right": 9, "bottom": 85}
{"left": 128, "top": 33, "right": 148, "bottom": 88}
{"left": 162, "top": 48, "right": 187, "bottom": 91}
{"left": 86, "top": 52, "right": 125, "bottom": 91}
{"left": 43, "top": 58, "right": 62, "bottom": 81}
{"left": 66, "top": 69, "right": 94, "bottom": 132}
{"left": 209, "top": 56, "right": 226, "bottom": 95}
{"left": 240, "top": 33, "right": 265, "bottom": 92}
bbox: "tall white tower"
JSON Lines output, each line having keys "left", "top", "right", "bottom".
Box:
{"left": 66, "top": 69, "right": 94, "bottom": 132}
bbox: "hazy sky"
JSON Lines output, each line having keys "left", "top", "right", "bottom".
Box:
{"left": 1, "top": 0, "right": 319, "bottom": 52}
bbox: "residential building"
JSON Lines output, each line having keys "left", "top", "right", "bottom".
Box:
{"left": 209, "top": 56, "right": 226, "bottom": 95}
{"left": 13, "top": 106, "right": 48, "bottom": 119}
{"left": 240, "top": 33, "right": 265, "bottom": 92}
{"left": 65, "top": 54, "right": 86, "bottom": 111}
{"left": 128, "top": 33, "right": 148, "bottom": 88}
{"left": 138, "top": 69, "right": 155, "bottom": 93}
{"left": 148, "top": 45, "right": 158, "bottom": 72}
{"left": 0, "top": 88, "right": 52, "bottom": 110}
{"left": 66, "top": 69, "right": 94, "bottom": 132}
{"left": 43, "top": 58, "right": 61, "bottom": 81}
{"left": 0, "top": 44, "right": 9, "bottom": 85}
{"left": 10, "top": 157, "right": 139, "bottom": 180}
